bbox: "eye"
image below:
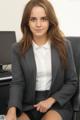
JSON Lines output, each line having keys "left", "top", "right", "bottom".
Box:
{"left": 29, "top": 17, "right": 37, "bottom": 22}
{"left": 41, "top": 17, "right": 48, "bottom": 21}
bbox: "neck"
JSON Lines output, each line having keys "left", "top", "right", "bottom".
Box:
{"left": 33, "top": 36, "right": 48, "bottom": 46}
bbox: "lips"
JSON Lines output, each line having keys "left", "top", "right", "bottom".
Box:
{"left": 35, "top": 29, "right": 43, "bottom": 31}
{"left": 35, "top": 29, "right": 43, "bottom": 32}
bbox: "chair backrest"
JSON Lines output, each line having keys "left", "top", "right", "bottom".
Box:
{"left": 66, "top": 37, "right": 80, "bottom": 111}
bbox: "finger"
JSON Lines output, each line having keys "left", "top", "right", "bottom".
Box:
{"left": 33, "top": 104, "right": 38, "bottom": 107}
{"left": 40, "top": 107, "right": 46, "bottom": 113}
{"left": 36, "top": 105, "right": 40, "bottom": 111}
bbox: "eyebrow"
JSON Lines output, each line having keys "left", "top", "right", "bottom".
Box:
{"left": 30, "top": 16, "right": 47, "bottom": 18}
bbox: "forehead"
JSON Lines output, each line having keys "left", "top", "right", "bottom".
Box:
{"left": 30, "top": 6, "right": 47, "bottom": 17}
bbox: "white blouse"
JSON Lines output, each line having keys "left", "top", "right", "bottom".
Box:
{"left": 32, "top": 40, "right": 52, "bottom": 91}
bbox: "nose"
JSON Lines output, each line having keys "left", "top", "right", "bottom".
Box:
{"left": 36, "top": 20, "right": 41, "bottom": 27}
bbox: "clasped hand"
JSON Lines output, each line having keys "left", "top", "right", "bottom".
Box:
{"left": 33, "top": 97, "right": 56, "bottom": 113}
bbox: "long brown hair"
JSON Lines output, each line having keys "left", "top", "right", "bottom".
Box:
{"left": 19, "top": 0, "right": 67, "bottom": 67}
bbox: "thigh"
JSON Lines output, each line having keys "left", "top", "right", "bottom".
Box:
{"left": 41, "top": 109, "right": 73, "bottom": 120}
{"left": 41, "top": 110, "right": 62, "bottom": 120}
{"left": 18, "top": 112, "right": 30, "bottom": 120}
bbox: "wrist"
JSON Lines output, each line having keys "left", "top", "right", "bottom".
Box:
{"left": 48, "top": 97, "right": 56, "bottom": 104}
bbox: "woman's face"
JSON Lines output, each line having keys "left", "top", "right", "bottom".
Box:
{"left": 28, "top": 6, "right": 49, "bottom": 39}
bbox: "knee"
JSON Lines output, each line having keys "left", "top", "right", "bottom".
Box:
{"left": 18, "top": 112, "right": 30, "bottom": 120}
{"left": 41, "top": 110, "right": 62, "bottom": 120}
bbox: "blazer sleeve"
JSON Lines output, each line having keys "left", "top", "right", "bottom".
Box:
{"left": 51, "top": 40, "right": 78, "bottom": 106}
{"left": 8, "top": 43, "right": 25, "bottom": 112}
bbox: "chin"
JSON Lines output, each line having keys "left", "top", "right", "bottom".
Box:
{"left": 34, "top": 34, "right": 45, "bottom": 38}
{"left": 34, "top": 32, "right": 46, "bottom": 37}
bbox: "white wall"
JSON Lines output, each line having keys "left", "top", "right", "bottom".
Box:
{"left": 50, "top": 0, "right": 80, "bottom": 36}
{"left": 0, "top": 0, "right": 80, "bottom": 41}
{"left": 0, "top": 0, "right": 28, "bottom": 41}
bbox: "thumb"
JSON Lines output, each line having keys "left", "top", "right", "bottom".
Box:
{"left": 33, "top": 104, "right": 38, "bottom": 107}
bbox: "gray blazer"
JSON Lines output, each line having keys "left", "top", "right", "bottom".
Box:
{"left": 8, "top": 39, "right": 78, "bottom": 113}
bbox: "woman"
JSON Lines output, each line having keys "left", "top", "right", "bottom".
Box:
{"left": 6, "top": 0, "right": 78, "bottom": 120}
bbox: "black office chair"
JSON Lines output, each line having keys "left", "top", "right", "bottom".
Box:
{"left": 66, "top": 37, "right": 80, "bottom": 120}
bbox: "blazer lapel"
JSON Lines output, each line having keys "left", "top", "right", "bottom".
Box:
{"left": 51, "top": 45, "right": 60, "bottom": 87}
{"left": 25, "top": 46, "right": 36, "bottom": 90}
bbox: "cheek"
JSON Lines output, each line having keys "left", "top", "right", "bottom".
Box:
{"left": 28, "top": 23, "right": 34, "bottom": 31}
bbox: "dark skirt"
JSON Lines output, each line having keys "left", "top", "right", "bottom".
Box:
{"left": 24, "top": 91, "right": 73, "bottom": 120}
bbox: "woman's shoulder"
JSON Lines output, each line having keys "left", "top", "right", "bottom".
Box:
{"left": 64, "top": 37, "right": 72, "bottom": 49}
{"left": 64, "top": 37, "right": 73, "bottom": 55}
{"left": 12, "top": 42, "right": 20, "bottom": 54}
{"left": 64, "top": 37, "right": 71, "bottom": 45}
